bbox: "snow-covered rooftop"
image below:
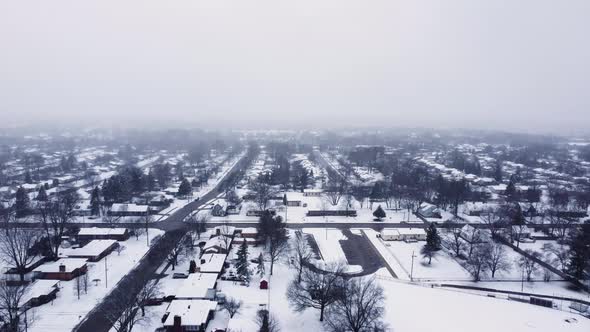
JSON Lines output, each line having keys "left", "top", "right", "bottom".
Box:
{"left": 163, "top": 299, "right": 217, "bottom": 327}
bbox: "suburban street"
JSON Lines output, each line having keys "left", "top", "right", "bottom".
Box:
{"left": 72, "top": 153, "right": 249, "bottom": 332}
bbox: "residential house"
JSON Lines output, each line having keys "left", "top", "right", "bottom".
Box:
{"left": 60, "top": 240, "right": 119, "bottom": 262}
{"left": 20, "top": 280, "right": 60, "bottom": 309}
{"left": 33, "top": 258, "right": 88, "bottom": 281}
{"left": 162, "top": 299, "right": 217, "bottom": 332}
{"left": 211, "top": 203, "right": 226, "bottom": 217}
{"left": 303, "top": 189, "right": 323, "bottom": 197}
{"left": 173, "top": 273, "right": 218, "bottom": 300}
{"left": 77, "top": 227, "right": 130, "bottom": 241}
{"left": 198, "top": 253, "right": 227, "bottom": 276}
{"left": 109, "top": 203, "right": 149, "bottom": 217}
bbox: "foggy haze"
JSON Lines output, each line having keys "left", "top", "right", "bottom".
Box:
{"left": 1, "top": 0, "right": 589, "bottom": 133}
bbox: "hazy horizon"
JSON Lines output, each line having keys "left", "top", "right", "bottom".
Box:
{"left": 1, "top": 1, "right": 589, "bottom": 134}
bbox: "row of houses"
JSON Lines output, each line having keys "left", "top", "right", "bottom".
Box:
{"left": 161, "top": 227, "right": 239, "bottom": 331}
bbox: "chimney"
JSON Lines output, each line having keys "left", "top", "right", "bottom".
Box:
{"left": 173, "top": 315, "right": 182, "bottom": 332}
{"left": 59, "top": 264, "right": 66, "bottom": 272}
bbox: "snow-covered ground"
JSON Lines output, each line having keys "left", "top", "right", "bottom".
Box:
{"left": 27, "top": 229, "right": 164, "bottom": 332}
{"left": 384, "top": 240, "right": 472, "bottom": 281}
{"left": 376, "top": 269, "right": 590, "bottom": 332}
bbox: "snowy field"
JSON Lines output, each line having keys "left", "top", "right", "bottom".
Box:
{"left": 376, "top": 269, "right": 590, "bottom": 332}
{"left": 27, "top": 229, "right": 164, "bottom": 332}
{"left": 385, "top": 240, "right": 472, "bottom": 281}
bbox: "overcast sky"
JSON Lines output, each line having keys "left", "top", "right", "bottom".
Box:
{"left": 1, "top": 1, "right": 589, "bottom": 133}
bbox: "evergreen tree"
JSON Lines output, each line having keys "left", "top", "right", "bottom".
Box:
{"left": 567, "top": 224, "right": 590, "bottom": 279}
{"left": 178, "top": 178, "right": 192, "bottom": 197}
{"left": 236, "top": 241, "right": 250, "bottom": 282}
{"left": 146, "top": 171, "right": 156, "bottom": 192}
{"left": 189, "top": 260, "right": 197, "bottom": 274}
{"left": 24, "top": 170, "right": 32, "bottom": 184}
{"left": 90, "top": 186, "right": 101, "bottom": 216}
{"left": 425, "top": 223, "right": 441, "bottom": 250}
{"left": 373, "top": 205, "right": 386, "bottom": 221}
{"left": 494, "top": 159, "right": 503, "bottom": 182}
{"left": 36, "top": 186, "right": 48, "bottom": 201}
{"left": 15, "top": 186, "right": 29, "bottom": 217}
{"left": 256, "top": 253, "right": 266, "bottom": 277}
{"left": 505, "top": 180, "right": 516, "bottom": 201}
{"left": 511, "top": 206, "right": 525, "bottom": 225}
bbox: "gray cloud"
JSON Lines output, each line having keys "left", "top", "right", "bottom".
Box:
{"left": 1, "top": 0, "right": 589, "bottom": 134}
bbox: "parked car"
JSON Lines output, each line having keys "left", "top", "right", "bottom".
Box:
{"left": 172, "top": 273, "right": 188, "bottom": 279}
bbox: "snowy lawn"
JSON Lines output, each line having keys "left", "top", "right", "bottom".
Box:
{"left": 377, "top": 270, "right": 590, "bottom": 332}
{"left": 27, "top": 229, "right": 164, "bottom": 332}
{"left": 385, "top": 240, "right": 472, "bottom": 281}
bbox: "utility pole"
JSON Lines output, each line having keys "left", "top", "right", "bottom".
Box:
{"left": 410, "top": 251, "right": 417, "bottom": 281}
{"left": 145, "top": 213, "right": 150, "bottom": 247}
{"left": 105, "top": 255, "right": 108, "bottom": 289}
{"left": 520, "top": 264, "right": 524, "bottom": 293}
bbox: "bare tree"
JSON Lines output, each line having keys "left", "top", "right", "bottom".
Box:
{"left": 480, "top": 207, "right": 508, "bottom": 238}
{"left": 324, "top": 188, "right": 344, "bottom": 206}
{"left": 42, "top": 192, "right": 79, "bottom": 259}
{"left": 465, "top": 244, "right": 488, "bottom": 281}
{"left": 222, "top": 297, "right": 242, "bottom": 318}
{"left": 543, "top": 243, "right": 569, "bottom": 272}
{"left": 0, "top": 222, "right": 40, "bottom": 282}
{"left": 257, "top": 212, "right": 289, "bottom": 275}
{"left": 268, "top": 230, "right": 289, "bottom": 276}
{"left": 102, "top": 278, "right": 161, "bottom": 332}
{"left": 287, "top": 262, "right": 346, "bottom": 321}
{"left": 255, "top": 309, "right": 280, "bottom": 332}
{"left": 546, "top": 211, "right": 574, "bottom": 240}
{"left": 291, "top": 232, "right": 312, "bottom": 283}
{"left": 186, "top": 212, "right": 209, "bottom": 240}
{"left": 167, "top": 236, "right": 187, "bottom": 271}
{"left": 516, "top": 249, "right": 541, "bottom": 282}
{"left": 443, "top": 225, "right": 464, "bottom": 257}
{"left": 74, "top": 275, "right": 83, "bottom": 300}
{"left": 250, "top": 178, "right": 277, "bottom": 211}
{"left": 0, "top": 281, "right": 27, "bottom": 332}
{"left": 462, "top": 226, "right": 482, "bottom": 258}
{"left": 483, "top": 242, "right": 511, "bottom": 278}
{"left": 324, "top": 277, "right": 386, "bottom": 332}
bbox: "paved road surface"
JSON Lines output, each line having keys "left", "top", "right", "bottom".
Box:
{"left": 73, "top": 154, "right": 249, "bottom": 332}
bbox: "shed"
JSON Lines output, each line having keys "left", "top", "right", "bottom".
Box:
{"left": 259, "top": 278, "right": 268, "bottom": 290}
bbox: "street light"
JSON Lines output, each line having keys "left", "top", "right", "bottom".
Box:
{"left": 410, "top": 251, "right": 417, "bottom": 281}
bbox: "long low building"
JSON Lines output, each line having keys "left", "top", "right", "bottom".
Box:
{"left": 109, "top": 203, "right": 149, "bottom": 217}
{"left": 380, "top": 228, "right": 427, "bottom": 242}
{"left": 77, "top": 227, "right": 130, "bottom": 241}
{"left": 61, "top": 240, "right": 119, "bottom": 262}
{"left": 33, "top": 258, "right": 88, "bottom": 281}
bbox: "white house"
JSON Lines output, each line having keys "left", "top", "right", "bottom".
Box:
{"left": 162, "top": 299, "right": 217, "bottom": 331}
{"left": 173, "top": 273, "right": 218, "bottom": 300}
